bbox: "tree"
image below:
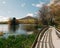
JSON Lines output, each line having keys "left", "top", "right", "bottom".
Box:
{"left": 39, "top": 4, "right": 50, "bottom": 25}
{"left": 49, "top": 1, "right": 60, "bottom": 25}
{"left": 9, "top": 17, "right": 19, "bottom": 32}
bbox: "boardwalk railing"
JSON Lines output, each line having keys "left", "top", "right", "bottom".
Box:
{"left": 56, "top": 28, "right": 60, "bottom": 38}
{"left": 31, "top": 26, "right": 49, "bottom": 48}
{"left": 56, "top": 28, "right": 60, "bottom": 32}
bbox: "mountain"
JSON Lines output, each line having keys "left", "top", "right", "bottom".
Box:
{"left": 18, "top": 16, "right": 37, "bottom": 24}
{"left": 0, "top": 16, "right": 38, "bottom": 24}
{"left": 20, "top": 16, "right": 37, "bottom": 20}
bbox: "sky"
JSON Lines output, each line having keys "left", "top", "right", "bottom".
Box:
{"left": 0, "top": 0, "right": 50, "bottom": 21}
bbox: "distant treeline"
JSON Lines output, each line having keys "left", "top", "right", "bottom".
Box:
{"left": 0, "top": 22, "right": 8, "bottom": 24}
{"left": 0, "top": 19, "right": 39, "bottom": 24}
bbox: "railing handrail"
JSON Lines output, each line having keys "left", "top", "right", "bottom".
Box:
{"left": 56, "top": 28, "right": 60, "bottom": 32}
{"left": 31, "top": 26, "right": 49, "bottom": 48}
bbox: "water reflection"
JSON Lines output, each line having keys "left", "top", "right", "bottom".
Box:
{"left": 22, "top": 24, "right": 36, "bottom": 31}
{"left": 0, "top": 24, "right": 37, "bottom": 34}
{"left": 0, "top": 23, "right": 39, "bottom": 38}
{"left": 9, "top": 17, "right": 19, "bottom": 32}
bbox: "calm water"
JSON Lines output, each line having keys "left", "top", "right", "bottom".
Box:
{"left": 0, "top": 24, "right": 25, "bottom": 34}
{"left": 0, "top": 24, "right": 37, "bottom": 38}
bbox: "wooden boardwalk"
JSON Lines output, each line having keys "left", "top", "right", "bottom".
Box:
{"left": 32, "top": 26, "right": 60, "bottom": 48}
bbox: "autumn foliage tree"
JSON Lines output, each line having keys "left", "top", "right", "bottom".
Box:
{"left": 39, "top": 5, "right": 51, "bottom": 25}
{"left": 49, "top": 2, "right": 60, "bottom": 26}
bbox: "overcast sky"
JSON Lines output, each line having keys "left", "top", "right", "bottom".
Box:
{"left": 0, "top": 0, "right": 50, "bottom": 20}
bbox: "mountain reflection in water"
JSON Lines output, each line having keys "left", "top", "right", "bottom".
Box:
{"left": 0, "top": 24, "right": 38, "bottom": 38}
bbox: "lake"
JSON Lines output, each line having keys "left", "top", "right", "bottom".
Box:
{"left": 0, "top": 24, "right": 38, "bottom": 38}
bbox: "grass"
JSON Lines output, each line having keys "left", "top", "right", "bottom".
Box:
{"left": 0, "top": 34, "right": 36, "bottom": 48}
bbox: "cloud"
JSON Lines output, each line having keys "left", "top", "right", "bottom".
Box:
{"left": 0, "top": 16, "right": 9, "bottom": 21}
{"left": 8, "top": 11, "right": 11, "bottom": 14}
{"left": 2, "top": 1, "right": 6, "bottom": 4}
{"left": 26, "top": 13, "right": 33, "bottom": 16}
{"left": 21, "top": 3, "right": 26, "bottom": 7}
{"left": 32, "top": 2, "right": 44, "bottom": 8}
{"left": 47, "top": 0, "right": 54, "bottom": 6}
{"left": 35, "top": 12, "right": 38, "bottom": 14}
{"left": 32, "top": 4, "right": 35, "bottom": 6}
{"left": 0, "top": 1, "right": 6, "bottom": 7}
